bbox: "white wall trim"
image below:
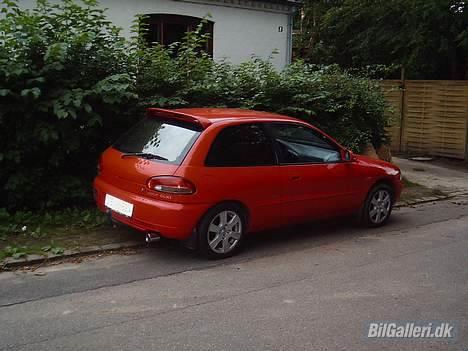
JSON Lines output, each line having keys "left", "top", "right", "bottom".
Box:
{"left": 285, "top": 11, "right": 293, "bottom": 65}
{"left": 173, "top": 0, "right": 295, "bottom": 14}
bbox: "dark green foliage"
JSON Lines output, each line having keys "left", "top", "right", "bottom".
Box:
{"left": 0, "top": 0, "right": 390, "bottom": 212}
{"left": 0, "top": 207, "right": 105, "bottom": 259}
{"left": 184, "top": 61, "right": 389, "bottom": 151}
{"left": 133, "top": 15, "right": 215, "bottom": 108}
{"left": 0, "top": 0, "right": 136, "bottom": 210}
{"left": 295, "top": 0, "right": 468, "bottom": 79}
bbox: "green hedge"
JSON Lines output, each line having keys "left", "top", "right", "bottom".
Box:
{"left": 0, "top": 0, "right": 136, "bottom": 210}
{"left": 0, "top": 0, "right": 391, "bottom": 211}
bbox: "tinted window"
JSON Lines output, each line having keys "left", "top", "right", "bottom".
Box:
{"left": 206, "top": 124, "right": 276, "bottom": 167}
{"left": 113, "top": 118, "right": 201, "bottom": 165}
{"left": 268, "top": 123, "right": 341, "bottom": 164}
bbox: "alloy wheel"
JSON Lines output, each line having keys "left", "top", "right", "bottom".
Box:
{"left": 369, "top": 189, "right": 392, "bottom": 224}
{"left": 207, "top": 210, "right": 242, "bottom": 254}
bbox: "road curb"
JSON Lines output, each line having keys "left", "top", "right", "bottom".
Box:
{"left": 1, "top": 240, "right": 145, "bottom": 270}
{"left": 395, "top": 191, "right": 468, "bottom": 208}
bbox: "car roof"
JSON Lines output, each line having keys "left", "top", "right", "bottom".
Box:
{"left": 146, "top": 107, "right": 304, "bottom": 128}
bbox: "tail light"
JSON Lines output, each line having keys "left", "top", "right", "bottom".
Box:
{"left": 147, "top": 176, "right": 196, "bottom": 195}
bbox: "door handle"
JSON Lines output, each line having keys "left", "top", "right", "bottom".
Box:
{"left": 290, "top": 176, "right": 302, "bottom": 182}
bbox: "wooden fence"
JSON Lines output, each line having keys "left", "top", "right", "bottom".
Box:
{"left": 380, "top": 80, "right": 468, "bottom": 160}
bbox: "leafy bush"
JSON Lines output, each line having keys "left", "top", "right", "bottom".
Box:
{"left": 185, "top": 61, "right": 390, "bottom": 151}
{"left": 133, "top": 16, "right": 214, "bottom": 108}
{"left": 0, "top": 0, "right": 136, "bottom": 210}
{"left": 134, "top": 30, "right": 390, "bottom": 151}
{"left": 0, "top": 0, "right": 390, "bottom": 212}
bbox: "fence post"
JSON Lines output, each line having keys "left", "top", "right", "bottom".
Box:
{"left": 398, "top": 67, "right": 406, "bottom": 153}
{"left": 465, "top": 113, "right": 468, "bottom": 161}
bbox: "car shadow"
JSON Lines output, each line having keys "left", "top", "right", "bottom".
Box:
{"left": 141, "top": 212, "right": 411, "bottom": 264}
{"left": 240, "top": 216, "right": 399, "bottom": 258}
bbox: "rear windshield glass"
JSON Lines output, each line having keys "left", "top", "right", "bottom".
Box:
{"left": 113, "top": 118, "right": 202, "bottom": 165}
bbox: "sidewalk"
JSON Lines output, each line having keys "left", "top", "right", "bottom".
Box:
{"left": 393, "top": 157, "right": 468, "bottom": 196}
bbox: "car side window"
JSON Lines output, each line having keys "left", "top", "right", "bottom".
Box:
{"left": 268, "top": 123, "right": 341, "bottom": 164}
{"left": 205, "top": 124, "right": 276, "bottom": 167}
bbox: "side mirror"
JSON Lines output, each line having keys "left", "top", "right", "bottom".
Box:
{"left": 343, "top": 150, "right": 355, "bottom": 162}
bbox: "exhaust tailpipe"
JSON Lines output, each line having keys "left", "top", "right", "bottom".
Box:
{"left": 145, "top": 232, "right": 161, "bottom": 244}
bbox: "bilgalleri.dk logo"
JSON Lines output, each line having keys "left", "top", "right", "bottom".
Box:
{"left": 365, "top": 321, "right": 457, "bottom": 339}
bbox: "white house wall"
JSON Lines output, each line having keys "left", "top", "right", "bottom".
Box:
{"left": 17, "top": 0, "right": 292, "bottom": 70}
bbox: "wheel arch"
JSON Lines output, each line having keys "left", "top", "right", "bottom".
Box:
{"left": 203, "top": 200, "right": 251, "bottom": 223}
{"left": 183, "top": 200, "right": 250, "bottom": 250}
{"left": 360, "top": 177, "right": 396, "bottom": 211}
{"left": 358, "top": 177, "right": 395, "bottom": 227}
{"left": 367, "top": 176, "right": 396, "bottom": 197}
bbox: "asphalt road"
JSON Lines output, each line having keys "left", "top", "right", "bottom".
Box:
{"left": 1, "top": 198, "right": 467, "bottom": 350}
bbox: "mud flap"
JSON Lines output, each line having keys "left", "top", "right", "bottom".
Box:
{"left": 182, "top": 228, "right": 198, "bottom": 250}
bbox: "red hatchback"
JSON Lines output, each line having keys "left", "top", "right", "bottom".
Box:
{"left": 94, "top": 108, "right": 402, "bottom": 258}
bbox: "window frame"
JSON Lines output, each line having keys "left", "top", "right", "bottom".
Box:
{"left": 204, "top": 122, "right": 279, "bottom": 168}
{"left": 265, "top": 122, "right": 345, "bottom": 166}
{"left": 142, "top": 14, "right": 214, "bottom": 57}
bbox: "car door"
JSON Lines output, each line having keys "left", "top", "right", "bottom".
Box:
{"left": 200, "top": 123, "right": 287, "bottom": 232}
{"left": 266, "top": 122, "right": 355, "bottom": 223}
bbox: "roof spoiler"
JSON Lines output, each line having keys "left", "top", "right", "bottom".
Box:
{"left": 146, "top": 108, "right": 211, "bottom": 129}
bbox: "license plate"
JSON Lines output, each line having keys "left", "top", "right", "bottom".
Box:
{"left": 104, "top": 194, "right": 134, "bottom": 217}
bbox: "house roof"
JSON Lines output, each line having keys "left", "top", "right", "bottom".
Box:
{"left": 258, "top": 0, "right": 301, "bottom": 5}
{"left": 207, "top": 0, "right": 300, "bottom": 11}
{"left": 260, "top": 0, "right": 301, "bottom": 5}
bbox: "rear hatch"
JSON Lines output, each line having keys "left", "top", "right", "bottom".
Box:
{"left": 100, "top": 116, "right": 203, "bottom": 195}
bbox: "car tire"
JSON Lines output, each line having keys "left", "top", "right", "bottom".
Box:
{"left": 197, "top": 203, "right": 247, "bottom": 259}
{"left": 359, "top": 183, "right": 394, "bottom": 227}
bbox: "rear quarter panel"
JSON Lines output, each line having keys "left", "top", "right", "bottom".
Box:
{"left": 174, "top": 121, "right": 287, "bottom": 231}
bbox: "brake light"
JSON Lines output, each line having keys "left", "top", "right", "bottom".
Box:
{"left": 147, "top": 176, "right": 196, "bottom": 195}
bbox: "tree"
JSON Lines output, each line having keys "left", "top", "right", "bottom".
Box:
{"left": 295, "top": 0, "right": 468, "bottom": 79}
{"left": 293, "top": 0, "right": 342, "bottom": 60}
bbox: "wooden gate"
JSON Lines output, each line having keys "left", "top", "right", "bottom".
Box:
{"left": 380, "top": 80, "right": 468, "bottom": 160}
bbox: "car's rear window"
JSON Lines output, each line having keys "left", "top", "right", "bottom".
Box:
{"left": 113, "top": 117, "right": 202, "bottom": 165}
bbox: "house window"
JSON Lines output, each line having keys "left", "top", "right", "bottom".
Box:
{"left": 143, "top": 14, "right": 213, "bottom": 56}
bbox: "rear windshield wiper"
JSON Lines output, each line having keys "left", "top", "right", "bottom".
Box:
{"left": 121, "top": 152, "right": 168, "bottom": 161}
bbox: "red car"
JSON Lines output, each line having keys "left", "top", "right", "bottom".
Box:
{"left": 94, "top": 108, "right": 402, "bottom": 258}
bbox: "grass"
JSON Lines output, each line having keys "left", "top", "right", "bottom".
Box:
{"left": 402, "top": 177, "right": 419, "bottom": 188}
{"left": 399, "top": 177, "right": 446, "bottom": 203}
{"left": 0, "top": 208, "right": 140, "bottom": 262}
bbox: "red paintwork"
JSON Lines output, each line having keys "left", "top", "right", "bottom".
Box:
{"left": 94, "top": 108, "right": 402, "bottom": 240}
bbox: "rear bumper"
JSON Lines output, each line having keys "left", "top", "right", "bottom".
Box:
{"left": 93, "top": 177, "right": 210, "bottom": 240}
